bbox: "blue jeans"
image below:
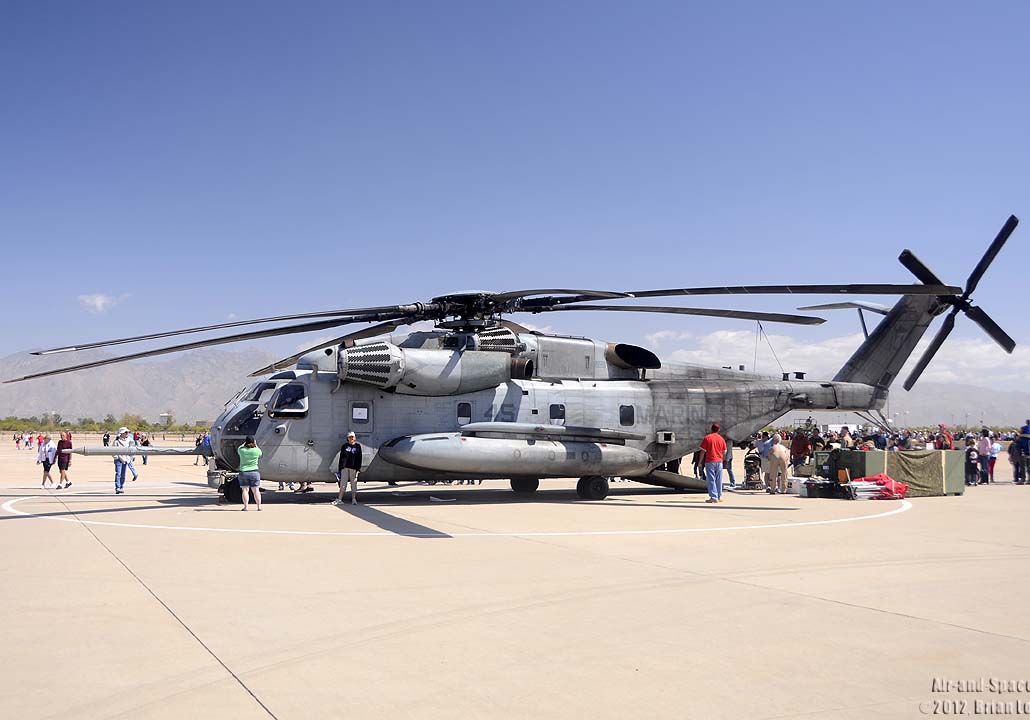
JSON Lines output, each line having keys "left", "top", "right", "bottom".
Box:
{"left": 114, "top": 459, "right": 127, "bottom": 490}
{"left": 979, "top": 456, "right": 990, "bottom": 483}
{"left": 128, "top": 459, "right": 138, "bottom": 480}
{"left": 705, "top": 461, "right": 723, "bottom": 500}
{"left": 725, "top": 464, "right": 736, "bottom": 487}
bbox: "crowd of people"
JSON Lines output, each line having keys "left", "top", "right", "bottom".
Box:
{"left": 689, "top": 419, "right": 1030, "bottom": 503}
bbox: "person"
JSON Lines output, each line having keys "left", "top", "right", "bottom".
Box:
{"left": 840, "top": 427, "right": 855, "bottom": 449}
{"left": 690, "top": 449, "right": 703, "bottom": 479}
{"left": 102, "top": 431, "right": 110, "bottom": 447}
{"left": 767, "top": 434, "right": 791, "bottom": 494}
{"left": 723, "top": 440, "right": 737, "bottom": 490}
{"left": 126, "top": 434, "right": 140, "bottom": 482}
{"left": 756, "top": 431, "right": 773, "bottom": 485}
{"left": 698, "top": 423, "right": 727, "bottom": 504}
{"left": 964, "top": 438, "right": 980, "bottom": 487}
{"left": 55, "top": 431, "right": 73, "bottom": 489}
{"left": 14, "top": 433, "right": 20, "bottom": 450}
{"left": 810, "top": 430, "right": 826, "bottom": 452}
{"left": 1008, "top": 435, "right": 1025, "bottom": 485}
{"left": 333, "top": 432, "right": 363, "bottom": 505}
{"left": 193, "top": 434, "right": 203, "bottom": 465}
{"left": 140, "top": 433, "right": 150, "bottom": 465}
{"left": 36, "top": 433, "right": 57, "bottom": 489}
{"left": 976, "top": 428, "right": 992, "bottom": 484}
{"left": 989, "top": 434, "right": 1002, "bottom": 482}
{"left": 790, "top": 429, "right": 811, "bottom": 471}
{"left": 237, "top": 436, "right": 263, "bottom": 511}
{"left": 112, "top": 427, "right": 134, "bottom": 494}
{"left": 936, "top": 424, "right": 955, "bottom": 450}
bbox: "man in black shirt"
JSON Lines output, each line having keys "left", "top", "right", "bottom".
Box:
{"left": 333, "top": 431, "right": 362, "bottom": 505}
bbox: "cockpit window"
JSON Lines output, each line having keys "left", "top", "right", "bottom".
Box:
{"left": 226, "top": 403, "right": 262, "bottom": 435}
{"left": 242, "top": 382, "right": 277, "bottom": 404}
{"left": 268, "top": 383, "right": 308, "bottom": 418}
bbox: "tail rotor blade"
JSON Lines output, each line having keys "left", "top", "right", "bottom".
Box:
{"left": 965, "top": 215, "right": 1018, "bottom": 297}
{"left": 898, "top": 250, "right": 947, "bottom": 287}
{"left": 903, "top": 311, "right": 957, "bottom": 391}
{"left": 965, "top": 305, "right": 1016, "bottom": 353}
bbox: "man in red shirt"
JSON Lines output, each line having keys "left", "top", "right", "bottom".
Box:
{"left": 699, "top": 423, "right": 728, "bottom": 503}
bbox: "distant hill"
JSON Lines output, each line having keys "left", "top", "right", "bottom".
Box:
{"left": 0, "top": 348, "right": 278, "bottom": 424}
{"left": 2, "top": 348, "right": 1026, "bottom": 429}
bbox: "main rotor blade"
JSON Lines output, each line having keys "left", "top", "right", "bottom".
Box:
{"left": 491, "top": 288, "right": 630, "bottom": 302}
{"left": 4, "top": 313, "right": 409, "bottom": 384}
{"left": 32, "top": 304, "right": 419, "bottom": 356}
{"left": 898, "top": 250, "right": 947, "bottom": 287}
{"left": 903, "top": 311, "right": 956, "bottom": 391}
{"left": 619, "top": 284, "right": 959, "bottom": 299}
{"left": 965, "top": 305, "right": 1016, "bottom": 353}
{"left": 522, "top": 304, "right": 825, "bottom": 325}
{"left": 965, "top": 214, "right": 1018, "bottom": 297}
{"left": 248, "top": 319, "right": 412, "bottom": 377}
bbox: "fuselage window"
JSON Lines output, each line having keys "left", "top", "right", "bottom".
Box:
{"left": 619, "top": 405, "right": 635, "bottom": 426}
{"left": 268, "top": 383, "right": 308, "bottom": 418}
{"left": 352, "top": 401, "right": 371, "bottom": 425}
{"left": 457, "top": 402, "right": 472, "bottom": 426}
{"left": 549, "top": 404, "right": 565, "bottom": 421}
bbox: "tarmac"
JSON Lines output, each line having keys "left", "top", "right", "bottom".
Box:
{"left": 1, "top": 440, "right": 1029, "bottom": 720}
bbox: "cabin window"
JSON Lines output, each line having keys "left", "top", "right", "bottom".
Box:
{"left": 268, "top": 383, "right": 308, "bottom": 418}
{"left": 457, "top": 402, "right": 472, "bottom": 426}
{"left": 549, "top": 404, "right": 565, "bottom": 421}
{"left": 619, "top": 405, "right": 635, "bottom": 426}
{"left": 351, "top": 401, "right": 371, "bottom": 425}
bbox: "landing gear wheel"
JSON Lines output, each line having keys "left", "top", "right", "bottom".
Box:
{"left": 576, "top": 475, "right": 609, "bottom": 500}
{"left": 510, "top": 477, "right": 540, "bottom": 493}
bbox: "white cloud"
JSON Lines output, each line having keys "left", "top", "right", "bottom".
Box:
{"left": 645, "top": 330, "right": 693, "bottom": 347}
{"left": 77, "top": 293, "right": 126, "bottom": 314}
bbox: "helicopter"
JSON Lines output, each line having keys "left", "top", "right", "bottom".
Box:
{"left": 6, "top": 215, "right": 1018, "bottom": 501}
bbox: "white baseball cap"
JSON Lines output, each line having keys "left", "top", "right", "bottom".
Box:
{"left": 118, "top": 427, "right": 129, "bottom": 434}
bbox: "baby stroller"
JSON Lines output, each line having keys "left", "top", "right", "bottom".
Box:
{"left": 742, "top": 449, "right": 765, "bottom": 491}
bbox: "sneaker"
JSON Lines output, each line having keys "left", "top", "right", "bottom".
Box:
{"left": 278, "top": 483, "right": 284, "bottom": 490}
{"left": 241, "top": 507, "right": 248, "bottom": 511}
{"left": 705, "top": 498, "right": 717, "bottom": 503}
{"left": 55, "top": 484, "right": 63, "bottom": 490}
{"left": 116, "top": 489, "right": 123, "bottom": 494}
{"left": 351, "top": 500, "right": 358, "bottom": 505}
{"left": 303, "top": 487, "right": 314, "bottom": 493}
{"left": 65, "top": 482, "right": 71, "bottom": 488}
{"left": 288, "top": 483, "right": 295, "bottom": 490}
{"left": 331, "top": 499, "right": 342, "bottom": 505}
{"left": 257, "top": 507, "right": 262, "bottom": 511}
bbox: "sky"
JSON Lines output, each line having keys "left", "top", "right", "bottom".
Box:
{"left": 2, "top": 1, "right": 1029, "bottom": 389}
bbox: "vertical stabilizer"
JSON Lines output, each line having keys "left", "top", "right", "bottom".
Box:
{"left": 833, "top": 295, "right": 944, "bottom": 388}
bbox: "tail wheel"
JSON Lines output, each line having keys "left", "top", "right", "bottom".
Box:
{"left": 510, "top": 477, "right": 540, "bottom": 493}
{"left": 576, "top": 475, "right": 609, "bottom": 500}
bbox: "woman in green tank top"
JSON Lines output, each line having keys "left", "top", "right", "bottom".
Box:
{"left": 237, "top": 436, "right": 263, "bottom": 511}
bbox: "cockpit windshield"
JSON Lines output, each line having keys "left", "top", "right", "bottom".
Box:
{"left": 242, "top": 382, "right": 278, "bottom": 404}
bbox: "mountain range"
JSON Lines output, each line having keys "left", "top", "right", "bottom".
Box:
{"left": 0, "top": 348, "right": 1026, "bottom": 428}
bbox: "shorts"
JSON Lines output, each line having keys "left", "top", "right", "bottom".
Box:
{"left": 41, "top": 460, "right": 52, "bottom": 472}
{"left": 238, "top": 471, "right": 261, "bottom": 487}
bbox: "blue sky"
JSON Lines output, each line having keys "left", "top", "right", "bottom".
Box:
{"left": 2, "top": 1, "right": 1028, "bottom": 382}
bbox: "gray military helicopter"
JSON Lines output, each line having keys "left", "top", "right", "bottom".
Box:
{"left": 7, "top": 216, "right": 1018, "bottom": 500}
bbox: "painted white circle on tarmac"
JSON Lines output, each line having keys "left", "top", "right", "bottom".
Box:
{"left": 0, "top": 487, "right": 913, "bottom": 538}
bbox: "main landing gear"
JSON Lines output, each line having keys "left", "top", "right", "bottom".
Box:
{"left": 576, "top": 475, "right": 609, "bottom": 500}
{"left": 510, "top": 477, "right": 540, "bottom": 494}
